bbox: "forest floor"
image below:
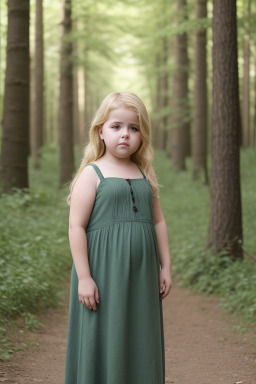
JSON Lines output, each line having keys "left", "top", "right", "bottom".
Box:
{"left": 0, "top": 276, "right": 256, "bottom": 384}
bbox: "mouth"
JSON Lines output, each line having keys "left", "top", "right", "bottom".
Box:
{"left": 119, "top": 142, "right": 129, "bottom": 146}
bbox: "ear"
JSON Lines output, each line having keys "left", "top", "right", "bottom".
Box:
{"left": 99, "top": 124, "right": 104, "bottom": 140}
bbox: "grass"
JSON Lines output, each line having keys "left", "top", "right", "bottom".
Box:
{"left": 0, "top": 144, "right": 255, "bottom": 359}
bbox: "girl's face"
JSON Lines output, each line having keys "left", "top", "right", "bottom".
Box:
{"left": 99, "top": 107, "right": 142, "bottom": 160}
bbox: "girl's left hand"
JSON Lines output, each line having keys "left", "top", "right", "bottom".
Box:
{"left": 159, "top": 267, "right": 172, "bottom": 300}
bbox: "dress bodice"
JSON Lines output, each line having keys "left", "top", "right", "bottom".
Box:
{"left": 86, "top": 164, "right": 154, "bottom": 232}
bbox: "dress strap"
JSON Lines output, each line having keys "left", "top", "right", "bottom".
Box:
{"left": 87, "top": 163, "right": 104, "bottom": 180}
{"left": 138, "top": 167, "right": 146, "bottom": 179}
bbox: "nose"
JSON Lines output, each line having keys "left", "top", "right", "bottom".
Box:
{"left": 121, "top": 128, "right": 129, "bottom": 138}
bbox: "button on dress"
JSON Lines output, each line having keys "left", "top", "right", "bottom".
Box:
{"left": 65, "top": 163, "right": 165, "bottom": 384}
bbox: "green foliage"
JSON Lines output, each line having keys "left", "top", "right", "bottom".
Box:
{"left": 0, "top": 144, "right": 71, "bottom": 359}
{"left": 154, "top": 148, "right": 256, "bottom": 326}
{"left": 22, "top": 312, "right": 41, "bottom": 331}
{"left": 156, "top": 17, "right": 211, "bottom": 39}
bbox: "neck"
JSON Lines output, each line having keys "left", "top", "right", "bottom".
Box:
{"left": 102, "top": 152, "right": 133, "bottom": 166}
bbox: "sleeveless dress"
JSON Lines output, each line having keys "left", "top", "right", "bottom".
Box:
{"left": 65, "top": 164, "right": 165, "bottom": 384}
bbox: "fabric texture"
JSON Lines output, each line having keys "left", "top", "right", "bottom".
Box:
{"left": 65, "top": 163, "right": 165, "bottom": 384}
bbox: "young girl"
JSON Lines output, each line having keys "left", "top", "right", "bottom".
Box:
{"left": 65, "top": 92, "right": 172, "bottom": 384}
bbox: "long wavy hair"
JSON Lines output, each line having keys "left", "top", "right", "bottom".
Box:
{"left": 67, "top": 92, "right": 158, "bottom": 204}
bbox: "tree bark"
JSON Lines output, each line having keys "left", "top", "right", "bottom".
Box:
{"left": 72, "top": 20, "right": 80, "bottom": 147}
{"left": 207, "top": 0, "right": 243, "bottom": 259}
{"left": 73, "top": 66, "right": 80, "bottom": 146}
{"left": 242, "top": 0, "right": 251, "bottom": 147}
{"left": 0, "top": 1, "right": 3, "bottom": 124}
{"left": 83, "top": 67, "right": 90, "bottom": 145}
{"left": 155, "top": 37, "right": 168, "bottom": 150}
{"left": 254, "top": 56, "right": 256, "bottom": 146}
{"left": 170, "top": 0, "right": 190, "bottom": 171}
{"left": 192, "top": 0, "right": 208, "bottom": 184}
{"left": 58, "top": 0, "right": 74, "bottom": 185}
{"left": 0, "top": 0, "right": 30, "bottom": 192}
{"left": 31, "top": 0, "right": 44, "bottom": 168}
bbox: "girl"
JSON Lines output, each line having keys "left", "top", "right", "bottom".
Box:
{"left": 65, "top": 92, "right": 172, "bottom": 384}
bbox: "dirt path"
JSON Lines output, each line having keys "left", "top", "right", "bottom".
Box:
{"left": 1, "top": 278, "right": 256, "bottom": 384}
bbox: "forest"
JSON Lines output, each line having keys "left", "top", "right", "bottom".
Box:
{"left": 0, "top": 0, "right": 256, "bottom": 373}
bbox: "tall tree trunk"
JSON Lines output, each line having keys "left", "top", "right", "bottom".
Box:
{"left": 166, "top": 38, "right": 174, "bottom": 158}
{"left": 254, "top": 56, "right": 256, "bottom": 146}
{"left": 192, "top": 0, "right": 208, "bottom": 183}
{"left": 83, "top": 68, "right": 90, "bottom": 145}
{"left": 72, "top": 20, "right": 80, "bottom": 147}
{"left": 58, "top": 0, "right": 74, "bottom": 185}
{"left": 207, "top": 0, "right": 243, "bottom": 259}
{"left": 31, "top": 0, "right": 44, "bottom": 168}
{"left": 155, "top": 38, "right": 168, "bottom": 150}
{"left": 0, "top": 0, "right": 30, "bottom": 192}
{"left": 170, "top": 0, "right": 190, "bottom": 171}
{"left": 242, "top": 0, "right": 251, "bottom": 147}
{"left": 45, "top": 68, "right": 58, "bottom": 144}
{"left": 73, "top": 66, "right": 80, "bottom": 146}
{"left": 0, "top": 1, "right": 3, "bottom": 124}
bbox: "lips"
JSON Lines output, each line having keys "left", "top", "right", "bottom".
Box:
{"left": 119, "top": 142, "right": 129, "bottom": 146}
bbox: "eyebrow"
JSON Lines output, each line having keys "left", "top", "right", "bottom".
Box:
{"left": 110, "top": 121, "right": 139, "bottom": 127}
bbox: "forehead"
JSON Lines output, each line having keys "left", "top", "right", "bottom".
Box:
{"left": 107, "top": 107, "right": 139, "bottom": 124}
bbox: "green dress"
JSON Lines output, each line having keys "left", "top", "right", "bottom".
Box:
{"left": 65, "top": 163, "right": 165, "bottom": 384}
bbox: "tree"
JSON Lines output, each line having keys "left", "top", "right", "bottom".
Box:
{"left": 58, "top": 0, "right": 74, "bottom": 185}
{"left": 242, "top": 0, "right": 251, "bottom": 147}
{"left": 31, "top": 0, "right": 44, "bottom": 168}
{"left": 152, "top": 0, "right": 169, "bottom": 151}
{"left": 154, "top": 37, "right": 169, "bottom": 150}
{"left": 192, "top": 0, "right": 208, "bottom": 183}
{"left": 0, "top": 1, "right": 7, "bottom": 124}
{"left": 170, "top": 0, "right": 190, "bottom": 171}
{"left": 0, "top": 0, "right": 30, "bottom": 192}
{"left": 207, "top": 0, "right": 243, "bottom": 259}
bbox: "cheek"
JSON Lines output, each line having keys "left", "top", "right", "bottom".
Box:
{"left": 135, "top": 136, "right": 142, "bottom": 150}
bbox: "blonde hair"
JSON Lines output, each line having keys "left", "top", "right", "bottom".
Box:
{"left": 67, "top": 92, "right": 158, "bottom": 204}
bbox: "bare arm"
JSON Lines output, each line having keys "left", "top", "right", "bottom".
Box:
{"left": 153, "top": 196, "right": 172, "bottom": 299}
{"left": 153, "top": 197, "right": 171, "bottom": 269}
{"left": 69, "top": 166, "right": 99, "bottom": 310}
{"left": 150, "top": 166, "right": 172, "bottom": 300}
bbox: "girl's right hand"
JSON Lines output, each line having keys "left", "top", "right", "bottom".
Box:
{"left": 78, "top": 276, "right": 100, "bottom": 311}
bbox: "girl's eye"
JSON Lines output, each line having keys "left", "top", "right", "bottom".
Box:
{"left": 130, "top": 126, "right": 139, "bottom": 132}
{"left": 112, "top": 125, "right": 120, "bottom": 130}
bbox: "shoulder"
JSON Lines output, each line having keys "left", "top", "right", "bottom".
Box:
{"left": 71, "top": 165, "right": 98, "bottom": 203}
{"left": 69, "top": 165, "right": 99, "bottom": 226}
{"left": 76, "top": 165, "right": 98, "bottom": 187}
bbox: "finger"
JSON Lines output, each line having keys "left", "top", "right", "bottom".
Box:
{"left": 95, "top": 288, "right": 100, "bottom": 304}
{"left": 160, "top": 291, "right": 167, "bottom": 300}
{"left": 84, "top": 298, "right": 92, "bottom": 309}
{"left": 159, "top": 278, "right": 164, "bottom": 290}
{"left": 159, "top": 282, "right": 165, "bottom": 294}
{"left": 79, "top": 294, "right": 88, "bottom": 305}
{"left": 89, "top": 297, "right": 97, "bottom": 311}
{"left": 161, "top": 284, "right": 171, "bottom": 300}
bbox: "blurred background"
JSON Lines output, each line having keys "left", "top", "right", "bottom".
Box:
{"left": 0, "top": 0, "right": 255, "bottom": 360}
